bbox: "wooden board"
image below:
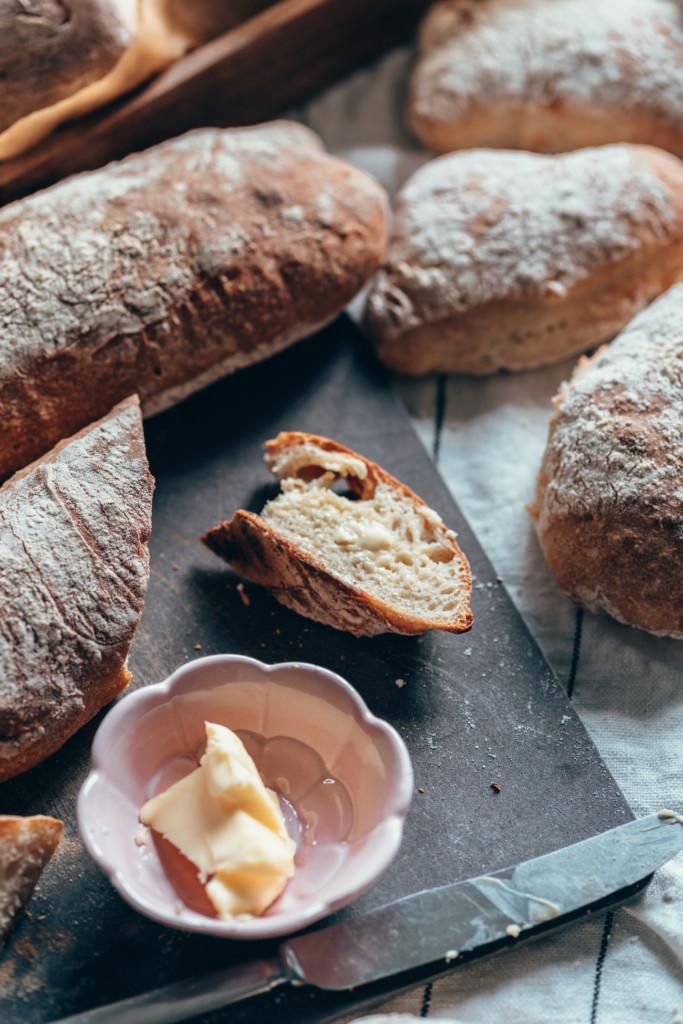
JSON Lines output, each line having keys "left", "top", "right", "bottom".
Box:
{"left": 0, "top": 318, "right": 633, "bottom": 1023}
{"left": 0, "top": 0, "right": 430, "bottom": 206}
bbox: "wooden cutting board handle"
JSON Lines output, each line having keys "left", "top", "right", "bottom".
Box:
{"left": 0, "top": 0, "right": 430, "bottom": 205}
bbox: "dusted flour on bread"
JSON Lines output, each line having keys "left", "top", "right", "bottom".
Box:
{"left": 410, "top": 0, "right": 683, "bottom": 155}
{"left": 370, "top": 146, "right": 675, "bottom": 334}
{"left": 0, "top": 396, "right": 153, "bottom": 780}
{"left": 531, "top": 284, "right": 683, "bottom": 638}
{"left": 366, "top": 145, "right": 683, "bottom": 374}
{"left": 0, "top": 122, "right": 387, "bottom": 479}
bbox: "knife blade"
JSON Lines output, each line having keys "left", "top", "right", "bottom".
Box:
{"left": 52, "top": 811, "right": 683, "bottom": 1024}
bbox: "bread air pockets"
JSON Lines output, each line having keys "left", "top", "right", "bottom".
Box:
{"left": 202, "top": 432, "right": 473, "bottom": 637}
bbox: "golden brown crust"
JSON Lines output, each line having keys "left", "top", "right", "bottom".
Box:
{"left": 0, "top": 814, "right": 63, "bottom": 940}
{"left": 530, "top": 286, "right": 683, "bottom": 638}
{"left": 408, "top": 0, "right": 683, "bottom": 157}
{"left": 366, "top": 145, "right": 683, "bottom": 375}
{"left": 203, "top": 432, "right": 473, "bottom": 637}
{"left": 0, "top": 396, "right": 153, "bottom": 780}
{"left": 0, "top": 122, "right": 387, "bottom": 480}
{"left": 0, "top": 665, "right": 130, "bottom": 784}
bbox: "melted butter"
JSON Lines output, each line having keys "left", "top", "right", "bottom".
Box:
{"left": 140, "top": 721, "right": 296, "bottom": 918}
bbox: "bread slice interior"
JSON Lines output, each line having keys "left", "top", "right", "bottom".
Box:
{"left": 203, "top": 433, "right": 473, "bottom": 636}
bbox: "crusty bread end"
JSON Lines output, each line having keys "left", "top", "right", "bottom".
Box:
{"left": 0, "top": 815, "right": 63, "bottom": 941}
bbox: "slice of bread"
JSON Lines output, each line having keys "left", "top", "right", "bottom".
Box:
{"left": 0, "top": 814, "right": 63, "bottom": 941}
{"left": 202, "top": 432, "right": 473, "bottom": 637}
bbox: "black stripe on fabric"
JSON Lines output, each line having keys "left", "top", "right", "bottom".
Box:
{"left": 590, "top": 911, "right": 615, "bottom": 1024}
{"left": 418, "top": 377, "right": 448, "bottom": 1019}
{"left": 567, "top": 606, "right": 584, "bottom": 700}
{"left": 420, "top": 981, "right": 434, "bottom": 1018}
{"left": 432, "top": 375, "right": 447, "bottom": 465}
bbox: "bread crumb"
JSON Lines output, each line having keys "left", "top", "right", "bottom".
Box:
{"left": 490, "top": 781, "right": 502, "bottom": 793}
{"left": 194, "top": 643, "right": 203, "bottom": 651}
{"left": 444, "top": 949, "right": 458, "bottom": 963}
{"left": 236, "top": 583, "right": 250, "bottom": 607}
{"left": 395, "top": 677, "right": 407, "bottom": 688}
{"left": 134, "top": 831, "right": 147, "bottom": 847}
{"left": 506, "top": 924, "right": 521, "bottom": 938}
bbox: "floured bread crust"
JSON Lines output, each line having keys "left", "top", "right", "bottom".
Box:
{"left": 530, "top": 285, "right": 683, "bottom": 638}
{"left": 0, "top": 0, "right": 133, "bottom": 134}
{"left": 0, "top": 121, "right": 387, "bottom": 480}
{"left": 0, "top": 396, "right": 154, "bottom": 780}
{"left": 0, "top": 815, "right": 63, "bottom": 940}
{"left": 203, "top": 432, "right": 473, "bottom": 638}
{"left": 409, "top": 0, "right": 683, "bottom": 157}
{"left": 366, "top": 145, "right": 683, "bottom": 375}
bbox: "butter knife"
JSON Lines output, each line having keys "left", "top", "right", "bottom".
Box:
{"left": 52, "top": 811, "right": 683, "bottom": 1024}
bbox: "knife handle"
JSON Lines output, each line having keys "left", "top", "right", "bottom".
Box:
{"left": 50, "top": 957, "right": 288, "bottom": 1024}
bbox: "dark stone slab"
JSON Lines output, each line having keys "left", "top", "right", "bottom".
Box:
{"left": 0, "top": 317, "right": 631, "bottom": 1023}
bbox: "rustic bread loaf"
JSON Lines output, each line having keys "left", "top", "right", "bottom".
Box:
{"left": 408, "top": 0, "right": 683, "bottom": 157}
{"left": 0, "top": 0, "right": 132, "bottom": 134}
{"left": 365, "top": 145, "right": 683, "bottom": 375}
{"left": 0, "top": 122, "right": 387, "bottom": 481}
{"left": 0, "top": 815, "right": 63, "bottom": 940}
{"left": 0, "top": 395, "right": 153, "bottom": 781}
{"left": 203, "top": 432, "right": 473, "bottom": 637}
{"left": 530, "top": 285, "right": 683, "bottom": 639}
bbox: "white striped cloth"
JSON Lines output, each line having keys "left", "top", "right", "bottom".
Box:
{"left": 301, "top": 48, "right": 683, "bottom": 1024}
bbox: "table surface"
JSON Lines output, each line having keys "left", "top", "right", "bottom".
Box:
{"left": 0, "top": 320, "right": 635, "bottom": 1024}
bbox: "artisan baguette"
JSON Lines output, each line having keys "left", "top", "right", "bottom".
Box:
{"left": 0, "top": 0, "right": 132, "bottom": 135}
{"left": 0, "top": 815, "right": 63, "bottom": 941}
{"left": 0, "top": 121, "right": 387, "bottom": 480}
{"left": 530, "top": 285, "right": 683, "bottom": 639}
{"left": 365, "top": 145, "right": 683, "bottom": 375}
{"left": 409, "top": 0, "right": 683, "bottom": 158}
{"left": 0, "top": 396, "right": 153, "bottom": 781}
{"left": 203, "top": 432, "right": 473, "bottom": 637}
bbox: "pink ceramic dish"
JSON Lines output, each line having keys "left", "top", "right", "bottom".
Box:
{"left": 78, "top": 655, "right": 413, "bottom": 940}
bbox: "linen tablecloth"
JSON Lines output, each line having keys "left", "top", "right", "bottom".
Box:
{"left": 301, "top": 47, "right": 683, "bottom": 1024}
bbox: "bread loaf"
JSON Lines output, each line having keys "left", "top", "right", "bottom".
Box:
{"left": 0, "top": 396, "right": 153, "bottom": 781}
{"left": 530, "top": 285, "right": 683, "bottom": 639}
{"left": 0, "top": 0, "right": 132, "bottom": 134}
{"left": 0, "top": 122, "right": 387, "bottom": 480}
{"left": 409, "top": 0, "right": 683, "bottom": 157}
{"left": 203, "top": 432, "right": 473, "bottom": 637}
{"left": 365, "top": 145, "right": 683, "bottom": 375}
{"left": 0, "top": 815, "right": 63, "bottom": 940}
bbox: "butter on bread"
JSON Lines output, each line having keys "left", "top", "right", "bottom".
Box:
{"left": 202, "top": 432, "right": 473, "bottom": 637}
{"left": 0, "top": 815, "right": 63, "bottom": 941}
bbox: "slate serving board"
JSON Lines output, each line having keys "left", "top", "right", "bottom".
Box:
{"left": 0, "top": 317, "right": 633, "bottom": 1024}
